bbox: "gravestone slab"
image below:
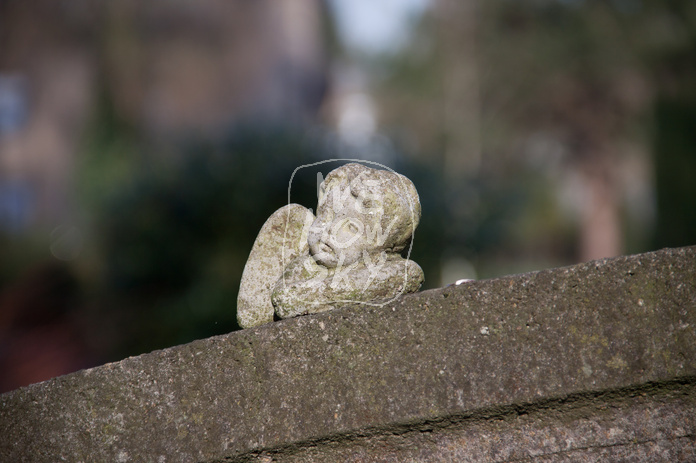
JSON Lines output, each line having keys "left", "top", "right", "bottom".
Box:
{"left": 1, "top": 246, "right": 694, "bottom": 462}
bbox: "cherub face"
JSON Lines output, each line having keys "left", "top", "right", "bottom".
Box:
{"left": 308, "top": 172, "right": 386, "bottom": 268}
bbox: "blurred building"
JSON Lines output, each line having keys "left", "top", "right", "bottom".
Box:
{"left": 0, "top": 0, "right": 328, "bottom": 232}
{"left": 0, "top": 0, "right": 328, "bottom": 392}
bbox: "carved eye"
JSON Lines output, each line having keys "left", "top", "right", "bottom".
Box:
{"left": 348, "top": 222, "right": 359, "bottom": 234}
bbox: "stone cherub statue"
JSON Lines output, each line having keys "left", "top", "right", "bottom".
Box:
{"left": 237, "top": 163, "right": 424, "bottom": 329}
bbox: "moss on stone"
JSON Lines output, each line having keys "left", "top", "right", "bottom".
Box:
{"left": 0, "top": 246, "right": 694, "bottom": 462}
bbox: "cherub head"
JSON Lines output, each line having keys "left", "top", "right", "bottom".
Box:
{"left": 308, "top": 163, "right": 421, "bottom": 268}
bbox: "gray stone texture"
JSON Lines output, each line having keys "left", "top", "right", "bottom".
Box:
{"left": 1, "top": 246, "right": 695, "bottom": 462}
{"left": 237, "top": 204, "right": 314, "bottom": 328}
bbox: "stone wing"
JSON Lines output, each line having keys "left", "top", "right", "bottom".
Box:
{"left": 237, "top": 204, "right": 315, "bottom": 328}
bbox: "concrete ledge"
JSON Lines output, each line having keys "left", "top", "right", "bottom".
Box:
{"left": 1, "top": 246, "right": 695, "bottom": 462}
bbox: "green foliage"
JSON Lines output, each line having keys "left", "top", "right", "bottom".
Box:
{"left": 373, "top": 0, "right": 696, "bottom": 275}
{"left": 653, "top": 98, "right": 696, "bottom": 248}
{"left": 86, "top": 129, "right": 327, "bottom": 357}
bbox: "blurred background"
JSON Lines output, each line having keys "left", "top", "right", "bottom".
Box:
{"left": 1, "top": 0, "right": 694, "bottom": 392}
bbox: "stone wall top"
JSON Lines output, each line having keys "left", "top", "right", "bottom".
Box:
{"left": 1, "top": 246, "right": 695, "bottom": 462}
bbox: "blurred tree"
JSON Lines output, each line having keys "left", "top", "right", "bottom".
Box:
{"left": 653, "top": 98, "right": 696, "bottom": 248}
{"left": 80, "top": 126, "right": 326, "bottom": 358}
{"left": 650, "top": 11, "right": 696, "bottom": 248}
{"left": 374, "top": 0, "right": 696, "bottom": 277}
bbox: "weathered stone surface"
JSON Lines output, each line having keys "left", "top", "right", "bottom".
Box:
{"left": 237, "top": 204, "right": 314, "bottom": 328}
{"left": 247, "top": 381, "right": 696, "bottom": 462}
{"left": 1, "top": 246, "right": 695, "bottom": 462}
{"left": 239, "top": 163, "right": 424, "bottom": 328}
